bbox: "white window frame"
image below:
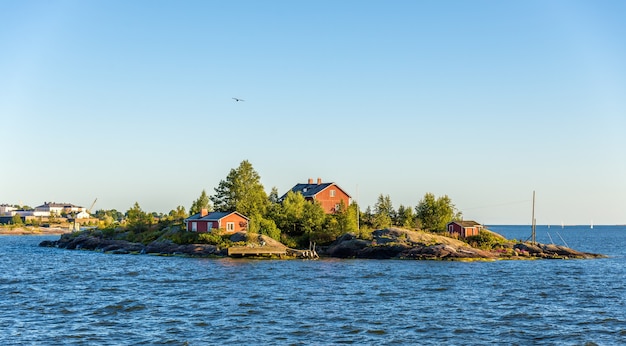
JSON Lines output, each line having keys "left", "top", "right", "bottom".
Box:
{"left": 226, "top": 222, "right": 235, "bottom": 232}
{"left": 330, "top": 189, "right": 336, "bottom": 197}
{"left": 191, "top": 222, "right": 197, "bottom": 232}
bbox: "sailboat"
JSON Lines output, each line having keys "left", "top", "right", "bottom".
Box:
{"left": 590, "top": 220, "right": 594, "bottom": 229}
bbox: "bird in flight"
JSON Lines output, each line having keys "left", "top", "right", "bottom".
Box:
{"left": 232, "top": 97, "right": 245, "bottom": 102}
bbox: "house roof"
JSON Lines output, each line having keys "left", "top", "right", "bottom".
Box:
{"left": 36, "top": 202, "right": 82, "bottom": 209}
{"left": 280, "top": 182, "right": 352, "bottom": 200}
{"left": 185, "top": 211, "right": 249, "bottom": 222}
{"left": 449, "top": 220, "right": 482, "bottom": 227}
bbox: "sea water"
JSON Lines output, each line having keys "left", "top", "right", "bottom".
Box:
{"left": 1, "top": 225, "right": 625, "bottom": 345}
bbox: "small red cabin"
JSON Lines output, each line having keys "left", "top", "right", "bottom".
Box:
{"left": 280, "top": 178, "right": 352, "bottom": 214}
{"left": 185, "top": 210, "right": 248, "bottom": 234}
{"left": 447, "top": 220, "right": 483, "bottom": 238}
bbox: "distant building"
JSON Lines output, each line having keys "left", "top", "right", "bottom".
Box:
{"left": 34, "top": 202, "right": 86, "bottom": 216}
{"left": 184, "top": 209, "right": 249, "bottom": 234}
{"left": 280, "top": 178, "right": 352, "bottom": 214}
{"left": 74, "top": 211, "right": 91, "bottom": 219}
{"left": 0, "top": 204, "right": 17, "bottom": 216}
{"left": 447, "top": 220, "right": 483, "bottom": 238}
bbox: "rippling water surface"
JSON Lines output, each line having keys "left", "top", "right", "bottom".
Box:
{"left": 1, "top": 225, "right": 625, "bottom": 345}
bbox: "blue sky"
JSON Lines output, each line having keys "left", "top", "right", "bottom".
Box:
{"left": 1, "top": 0, "right": 625, "bottom": 225}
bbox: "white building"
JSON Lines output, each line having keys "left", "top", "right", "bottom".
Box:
{"left": 0, "top": 204, "right": 17, "bottom": 216}
{"left": 75, "top": 211, "right": 90, "bottom": 219}
{"left": 34, "top": 202, "right": 86, "bottom": 216}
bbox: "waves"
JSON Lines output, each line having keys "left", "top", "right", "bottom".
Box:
{"left": 1, "top": 234, "right": 626, "bottom": 344}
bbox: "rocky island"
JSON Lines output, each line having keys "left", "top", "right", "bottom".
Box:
{"left": 39, "top": 227, "right": 605, "bottom": 260}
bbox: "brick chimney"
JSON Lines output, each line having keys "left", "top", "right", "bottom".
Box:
{"left": 308, "top": 178, "right": 313, "bottom": 184}
{"left": 317, "top": 177, "right": 322, "bottom": 185}
{"left": 201, "top": 208, "right": 208, "bottom": 217}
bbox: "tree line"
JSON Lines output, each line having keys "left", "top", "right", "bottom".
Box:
{"left": 94, "top": 160, "right": 462, "bottom": 247}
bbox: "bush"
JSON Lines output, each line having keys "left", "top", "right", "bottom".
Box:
{"left": 197, "top": 232, "right": 234, "bottom": 248}
{"left": 466, "top": 230, "right": 507, "bottom": 250}
{"left": 167, "top": 230, "right": 199, "bottom": 245}
{"left": 198, "top": 232, "right": 223, "bottom": 245}
{"left": 357, "top": 227, "right": 374, "bottom": 240}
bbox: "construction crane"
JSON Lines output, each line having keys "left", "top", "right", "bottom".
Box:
{"left": 87, "top": 198, "right": 97, "bottom": 214}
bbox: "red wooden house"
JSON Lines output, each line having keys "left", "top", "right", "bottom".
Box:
{"left": 447, "top": 220, "right": 483, "bottom": 238}
{"left": 281, "top": 178, "right": 352, "bottom": 214}
{"left": 185, "top": 209, "right": 249, "bottom": 234}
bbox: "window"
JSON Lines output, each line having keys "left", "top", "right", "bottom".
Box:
{"left": 330, "top": 189, "right": 336, "bottom": 197}
{"left": 226, "top": 222, "right": 235, "bottom": 232}
{"left": 191, "top": 222, "right": 197, "bottom": 232}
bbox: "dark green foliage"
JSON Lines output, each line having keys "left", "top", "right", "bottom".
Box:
{"left": 125, "top": 202, "right": 153, "bottom": 232}
{"left": 465, "top": 230, "right": 508, "bottom": 250}
{"left": 361, "top": 206, "right": 375, "bottom": 228}
{"left": 94, "top": 209, "right": 124, "bottom": 222}
{"left": 211, "top": 160, "right": 269, "bottom": 216}
{"left": 373, "top": 194, "right": 394, "bottom": 229}
{"left": 169, "top": 230, "right": 199, "bottom": 245}
{"left": 257, "top": 217, "right": 281, "bottom": 240}
{"left": 168, "top": 206, "right": 187, "bottom": 221}
{"left": 318, "top": 201, "right": 358, "bottom": 245}
{"left": 396, "top": 204, "right": 415, "bottom": 228}
{"left": 11, "top": 214, "right": 23, "bottom": 225}
{"left": 415, "top": 193, "right": 461, "bottom": 233}
{"left": 189, "top": 190, "right": 211, "bottom": 216}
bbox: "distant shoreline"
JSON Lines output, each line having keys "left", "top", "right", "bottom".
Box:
{"left": 0, "top": 227, "right": 70, "bottom": 235}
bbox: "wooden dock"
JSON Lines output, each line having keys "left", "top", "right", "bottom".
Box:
{"left": 227, "top": 246, "right": 319, "bottom": 259}
{"left": 227, "top": 246, "right": 287, "bottom": 257}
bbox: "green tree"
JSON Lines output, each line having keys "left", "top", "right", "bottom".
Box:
{"left": 169, "top": 205, "right": 187, "bottom": 220}
{"left": 373, "top": 194, "right": 394, "bottom": 229}
{"left": 11, "top": 214, "right": 23, "bottom": 225}
{"left": 278, "top": 190, "right": 306, "bottom": 236}
{"left": 190, "top": 189, "right": 211, "bottom": 216}
{"left": 211, "top": 160, "right": 268, "bottom": 217}
{"left": 320, "top": 200, "right": 358, "bottom": 243}
{"left": 256, "top": 217, "right": 281, "bottom": 240}
{"left": 362, "top": 206, "right": 374, "bottom": 228}
{"left": 94, "top": 209, "right": 124, "bottom": 222}
{"left": 396, "top": 204, "right": 415, "bottom": 228}
{"left": 126, "top": 202, "right": 152, "bottom": 230}
{"left": 301, "top": 200, "right": 327, "bottom": 241}
{"left": 268, "top": 187, "right": 280, "bottom": 204}
{"left": 415, "top": 193, "right": 461, "bottom": 232}
{"left": 275, "top": 190, "right": 327, "bottom": 245}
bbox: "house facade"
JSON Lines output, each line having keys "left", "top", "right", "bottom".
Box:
{"left": 281, "top": 178, "right": 351, "bottom": 214}
{"left": 447, "top": 220, "right": 483, "bottom": 238}
{"left": 34, "top": 202, "right": 86, "bottom": 216}
{"left": 185, "top": 210, "right": 249, "bottom": 234}
{"left": 0, "top": 204, "right": 16, "bottom": 216}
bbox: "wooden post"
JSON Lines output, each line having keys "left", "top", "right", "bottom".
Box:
{"left": 531, "top": 191, "right": 536, "bottom": 245}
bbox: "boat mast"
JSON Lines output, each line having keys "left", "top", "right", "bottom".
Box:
{"left": 531, "top": 191, "right": 536, "bottom": 245}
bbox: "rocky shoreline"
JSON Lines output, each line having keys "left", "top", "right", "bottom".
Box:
{"left": 38, "top": 227, "right": 606, "bottom": 260}
{"left": 320, "top": 228, "right": 605, "bottom": 260}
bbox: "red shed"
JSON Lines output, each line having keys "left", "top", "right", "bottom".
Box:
{"left": 185, "top": 209, "right": 249, "bottom": 234}
{"left": 280, "top": 178, "right": 352, "bottom": 214}
{"left": 447, "top": 220, "right": 483, "bottom": 238}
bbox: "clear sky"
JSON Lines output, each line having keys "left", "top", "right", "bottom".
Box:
{"left": 1, "top": 0, "right": 625, "bottom": 225}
